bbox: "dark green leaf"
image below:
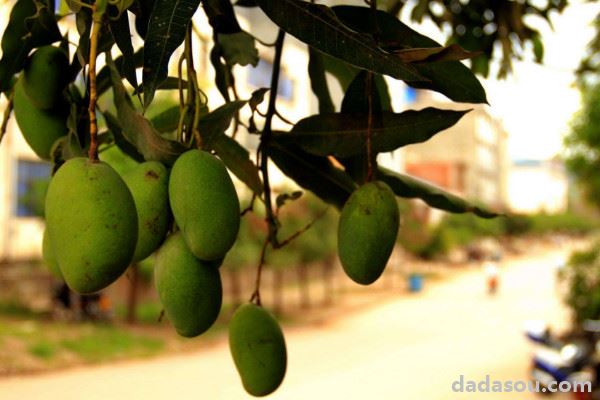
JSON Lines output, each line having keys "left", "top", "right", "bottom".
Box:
{"left": 393, "top": 44, "right": 479, "bottom": 64}
{"left": 281, "top": 108, "right": 469, "bottom": 158}
{"left": 203, "top": 0, "right": 242, "bottom": 33}
{"left": 235, "top": 0, "right": 257, "bottom": 7}
{"left": 97, "top": 50, "right": 144, "bottom": 96}
{"left": 341, "top": 70, "right": 380, "bottom": 115}
{"left": 267, "top": 141, "right": 356, "bottom": 209}
{"left": 308, "top": 47, "right": 335, "bottom": 114}
{"left": 332, "top": 5, "right": 487, "bottom": 104}
{"left": 212, "top": 134, "right": 263, "bottom": 194}
{"left": 75, "top": 8, "right": 92, "bottom": 67}
{"left": 249, "top": 88, "right": 269, "bottom": 111}
{"left": 132, "top": 0, "right": 155, "bottom": 39}
{"left": 0, "top": 0, "right": 62, "bottom": 92}
{"left": 378, "top": 167, "right": 498, "bottom": 218}
{"left": 255, "top": 0, "right": 426, "bottom": 82}
{"left": 103, "top": 112, "right": 146, "bottom": 162}
{"left": 109, "top": 56, "right": 187, "bottom": 165}
{"left": 109, "top": 12, "right": 138, "bottom": 90}
{"left": 142, "top": 0, "right": 201, "bottom": 107}
{"left": 133, "top": 76, "right": 188, "bottom": 95}
{"left": 198, "top": 100, "right": 247, "bottom": 146}
{"left": 218, "top": 31, "right": 259, "bottom": 66}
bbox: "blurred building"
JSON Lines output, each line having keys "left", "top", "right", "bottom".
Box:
{"left": 401, "top": 91, "right": 510, "bottom": 210}
{"left": 507, "top": 158, "right": 568, "bottom": 214}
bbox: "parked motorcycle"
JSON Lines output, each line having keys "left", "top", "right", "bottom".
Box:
{"left": 524, "top": 320, "right": 600, "bottom": 398}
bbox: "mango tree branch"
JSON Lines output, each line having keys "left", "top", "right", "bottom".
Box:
{"left": 87, "top": 0, "right": 106, "bottom": 162}
{"left": 250, "top": 29, "right": 285, "bottom": 304}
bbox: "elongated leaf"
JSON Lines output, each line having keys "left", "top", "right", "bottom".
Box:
{"left": 308, "top": 47, "right": 335, "bottom": 114}
{"left": 280, "top": 108, "right": 469, "bottom": 158}
{"left": 109, "top": 56, "right": 187, "bottom": 165}
{"left": 212, "top": 134, "right": 263, "bottom": 194}
{"left": 267, "top": 141, "right": 356, "bottom": 209}
{"left": 97, "top": 50, "right": 144, "bottom": 96}
{"left": 198, "top": 100, "right": 246, "bottom": 146}
{"left": 103, "top": 112, "right": 146, "bottom": 162}
{"left": 203, "top": 0, "right": 242, "bottom": 33}
{"left": 0, "top": 0, "right": 61, "bottom": 92}
{"left": 378, "top": 167, "right": 498, "bottom": 218}
{"left": 218, "top": 31, "right": 259, "bottom": 67}
{"left": 393, "top": 44, "right": 478, "bottom": 64}
{"left": 110, "top": 13, "right": 138, "bottom": 89}
{"left": 132, "top": 0, "right": 155, "bottom": 39}
{"left": 255, "top": 0, "right": 426, "bottom": 83}
{"left": 142, "top": 0, "right": 201, "bottom": 107}
{"left": 332, "top": 5, "right": 487, "bottom": 104}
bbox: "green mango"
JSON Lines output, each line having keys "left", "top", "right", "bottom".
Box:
{"left": 13, "top": 79, "right": 68, "bottom": 160}
{"left": 229, "top": 303, "right": 287, "bottom": 397}
{"left": 123, "top": 161, "right": 170, "bottom": 263}
{"left": 337, "top": 181, "right": 400, "bottom": 285}
{"left": 45, "top": 158, "right": 138, "bottom": 294}
{"left": 23, "top": 46, "right": 70, "bottom": 110}
{"left": 154, "top": 232, "right": 222, "bottom": 337}
{"left": 42, "top": 228, "right": 62, "bottom": 279}
{"left": 99, "top": 144, "right": 139, "bottom": 176}
{"left": 169, "top": 150, "right": 240, "bottom": 261}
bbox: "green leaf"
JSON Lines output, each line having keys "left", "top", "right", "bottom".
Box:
{"left": 280, "top": 108, "right": 469, "bottom": 158}
{"left": 142, "top": 0, "right": 201, "bottom": 107}
{"left": 308, "top": 47, "right": 335, "bottom": 114}
{"left": 393, "top": 44, "right": 479, "bottom": 64}
{"left": 132, "top": 0, "right": 155, "bottom": 39}
{"left": 332, "top": 5, "right": 487, "bottom": 104}
{"left": 203, "top": 0, "right": 242, "bottom": 33}
{"left": 377, "top": 167, "right": 498, "bottom": 218}
{"left": 109, "top": 12, "right": 138, "bottom": 90}
{"left": 103, "top": 112, "right": 146, "bottom": 162}
{"left": 149, "top": 106, "right": 181, "bottom": 133}
{"left": 267, "top": 141, "right": 356, "bottom": 209}
{"left": 133, "top": 76, "right": 188, "bottom": 95}
{"left": 97, "top": 50, "right": 144, "bottom": 96}
{"left": 255, "top": 0, "right": 426, "bottom": 83}
{"left": 198, "top": 100, "right": 247, "bottom": 146}
{"left": 109, "top": 56, "right": 187, "bottom": 165}
{"left": 212, "top": 134, "right": 263, "bottom": 195}
{"left": 218, "top": 31, "right": 259, "bottom": 67}
{"left": 0, "top": 0, "right": 62, "bottom": 92}
{"left": 341, "top": 70, "right": 381, "bottom": 114}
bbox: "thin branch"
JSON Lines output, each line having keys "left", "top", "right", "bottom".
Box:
{"left": 366, "top": 72, "right": 374, "bottom": 181}
{"left": 275, "top": 109, "right": 294, "bottom": 126}
{"left": 275, "top": 208, "right": 329, "bottom": 249}
{"left": 249, "top": 237, "right": 269, "bottom": 306}
{"left": 240, "top": 193, "right": 257, "bottom": 216}
{"left": 87, "top": 3, "right": 103, "bottom": 162}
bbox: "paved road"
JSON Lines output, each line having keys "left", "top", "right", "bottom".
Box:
{"left": 0, "top": 248, "right": 573, "bottom": 399}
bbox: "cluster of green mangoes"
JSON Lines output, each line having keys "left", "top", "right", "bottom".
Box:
{"left": 41, "top": 147, "right": 287, "bottom": 396}
{"left": 12, "top": 45, "right": 70, "bottom": 160}
{"left": 337, "top": 181, "right": 400, "bottom": 285}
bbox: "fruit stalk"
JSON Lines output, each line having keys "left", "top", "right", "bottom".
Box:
{"left": 87, "top": 1, "right": 105, "bottom": 162}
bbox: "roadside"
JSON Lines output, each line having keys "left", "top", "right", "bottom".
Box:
{"left": 0, "top": 234, "right": 588, "bottom": 376}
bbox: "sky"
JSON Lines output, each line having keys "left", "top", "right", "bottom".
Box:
{"left": 410, "top": 0, "right": 600, "bottom": 161}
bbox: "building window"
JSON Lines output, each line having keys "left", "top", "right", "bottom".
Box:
{"left": 248, "top": 59, "right": 294, "bottom": 101}
{"left": 15, "top": 159, "right": 51, "bottom": 218}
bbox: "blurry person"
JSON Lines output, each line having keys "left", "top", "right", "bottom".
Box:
{"left": 483, "top": 258, "right": 499, "bottom": 295}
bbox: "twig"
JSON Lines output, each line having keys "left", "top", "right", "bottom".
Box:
{"left": 87, "top": 2, "right": 104, "bottom": 162}
{"left": 275, "top": 109, "right": 294, "bottom": 126}
{"left": 260, "top": 29, "right": 286, "bottom": 246}
{"left": 240, "top": 193, "right": 257, "bottom": 216}
{"left": 0, "top": 91, "right": 14, "bottom": 146}
{"left": 275, "top": 208, "right": 329, "bottom": 249}
{"left": 366, "top": 72, "right": 374, "bottom": 182}
{"left": 249, "top": 237, "right": 269, "bottom": 306}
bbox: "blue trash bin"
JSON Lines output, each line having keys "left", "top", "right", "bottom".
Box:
{"left": 408, "top": 273, "right": 423, "bottom": 292}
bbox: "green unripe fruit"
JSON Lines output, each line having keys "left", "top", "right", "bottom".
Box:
{"left": 42, "top": 228, "right": 62, "bottom": 279}
{"left": 154, "top": 232, "right": 222, "bottom": 337}
{"left": 169, "top": 150, "right": 240, "bottom": 261}
{"left": 229, "top": 303, "right": 287, "bottom": 397}
{"left": 99, "top": 144, "right": 139, "bottom": 176}
{"left": 23, "top": 46, "right": 70, "bottom": 110}
{"left": 337, "top": 181, "right": 400, "bottom": 285}
{"left": 13, "top": 79, "right": 68, "bottom": 160}
{"left": 123, "top": 161, "right": 170, "bottom": 263}
{"left": 45, "top": 158, "right": 138, "bottom": 294}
